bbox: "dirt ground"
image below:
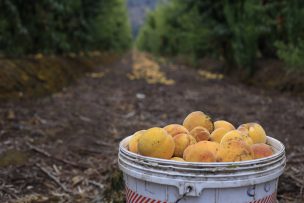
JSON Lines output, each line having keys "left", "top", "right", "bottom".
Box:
{"left": 0, "top": 52, "right": 303, "bottom": 203}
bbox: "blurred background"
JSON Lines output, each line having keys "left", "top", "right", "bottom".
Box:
{"left": 0, "top": 0, "right": 303, "bottom": 202}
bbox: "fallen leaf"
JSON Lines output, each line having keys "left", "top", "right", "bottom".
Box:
{"left": 7, "top": 110, "right": 15, "bottom": 120}
{"left": 198, "top": 70, "right": 224, "bottom": 80}
{"left": 88, "top": 72, "right": 105, "bottom": 78}
{"left": 72, "top": 176, "right": 84, "bottom": 186}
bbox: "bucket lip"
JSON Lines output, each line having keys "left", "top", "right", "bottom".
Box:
{"left": 119, "top": 136, "right": 285, "bottom": 167}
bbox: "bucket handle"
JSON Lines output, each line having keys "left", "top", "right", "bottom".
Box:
{"left": 177, "top": 182, "right": 206, "bottom": 197}
{"left": 175, "top": 186, "right": 192, "bottom": 203}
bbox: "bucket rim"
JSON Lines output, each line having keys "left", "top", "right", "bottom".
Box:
{"left": 119, "top": 136, "right": 285, "bottom": 166}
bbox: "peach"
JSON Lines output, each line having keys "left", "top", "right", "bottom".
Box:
{"left": 188, "top": 134, "right": 197, "bottom": 145}
{"left": 237, "top": 126, "right": 249, "bottom": 136}
{"left": 217, "top": 140, "right": 253, "bottom": 162}
{"left": 190, "top": 126, "right": 210, "bottom": 142}
{"left": 251, "top": 143, "right": 273, "bottom": 159}
{"left": 214, "top": 120, "right": 235, "bottom": 131}
{"left": 171, "top": 157, "right": 185, "bottom": 162}
{"left": 239, "top": 123, "right": 267, "bottom": 144}
{"left": 164, "top": 124, "right": 189, "bottom": 137}
{"left": 183, "top": 141, "right": 219, "bottom": 162}
{"left": 221, "top": 130, "right": 253, "bottom": 146}
{"left": 173, "top": 133, "right": 196, "bottom": 157}
{"left": 210, "top": 128, "right": 230, "bottom": 143}
{"left": 183, "top": 111, "right": 214, "bottom": 133}
{"left": 138, "top": 127, "right": 175, "bottom": 159}
{"left": 128, "top": 130, "right": 146, "bottom": 153}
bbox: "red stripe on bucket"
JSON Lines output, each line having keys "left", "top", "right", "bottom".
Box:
{"left": 142, "top": 198, "right": 151, "bottom": 203}
{"left": 130, "top": 193, "right": 139, "bottom": 202}
{"left": 125, "top": 187, "right": 130, "bottom": 202}
{"left": 250, "top": 192, "right": 277, "bottom": 203}
{"left": 126, "top": 186, "right": 276, "bottom": 203}
{"left": 137, "top": 196, "right": 147, "bottom": 203}
{"left": 125, "top": 186, "right": 165, "bottom": 203}
{"left": 133, "top": 193, "right": 143, "bottom": 203}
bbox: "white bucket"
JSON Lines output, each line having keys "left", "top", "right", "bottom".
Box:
{"left": 118, "top": 136, "right": 286, "bottom": 203}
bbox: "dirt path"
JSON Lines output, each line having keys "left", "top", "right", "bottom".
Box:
{"left": 0, "top": 52, "right": 303, "bottom": 202}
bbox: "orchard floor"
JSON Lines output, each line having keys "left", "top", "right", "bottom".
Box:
{"left": 0, "top": 52, "right": 303, "bottom": 203}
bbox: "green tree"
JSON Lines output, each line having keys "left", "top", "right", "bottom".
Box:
{"left": 137, "top": 0, "right": 304, "bottom": 73}
{"left": 275, "top": 0, "right": 304, "bottom": 70}
{"left": 0, "top": 0, "right": 131, "bottom": 56}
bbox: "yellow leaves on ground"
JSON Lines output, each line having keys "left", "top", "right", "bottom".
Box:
{"left": 198, "top": 70, "right": 224, "bottom": 80}
{"left": 87, "top": 69, "right": 110, "bottom": 79}
{"left": 128, "top": 51, "right": 175, "bottom": 85}
{"left": 34, "top": 53, "right": 44, "bottom": 59}
{"left": 87, "top": 72, "right": 105, "bottom": 79}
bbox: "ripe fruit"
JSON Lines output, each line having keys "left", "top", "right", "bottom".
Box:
{"left": 171, "top": 157, "right": 185, "bottom": 162}
{"left": 214, "top": 120, "right": 235, "bottom": 131}
{"left": 239, "top": 123, "right": 267, "bottom": 144}
{"left": 190, "top": 126, "right": 210, "bottom": 142}
{"left": 221, "top": 130, "right": 253, "bottom": 146}
{"left": 210, "top": 128, "right": 230, "bottom": 143}
{"left": 251, "top": 143, "right": 273, "bottom": 159}
{"left": 217, "top": 140, "right": 253, "bottom": 162}
{"left": 164, "top": 124, "right": 189, "bottom": 137}
{"left": 129, "top": 130, "right": 146, "bottom": 153}
{"left": 128, "top": 111, "right": 274, "bottom": 163}
{"left": 173, "top": 133, "right": 197, "bottom": 157}
{"left": 237, "top": 126, "right": 249, "bottom": 136}
{"left": 183, "top": 111, "right": 214, "bottom": 133}
{"left": 138, "top": 127, "right": 175, "bottom": 159}
{"left": 183, "top": 141, "right": 219, "bottom": 162}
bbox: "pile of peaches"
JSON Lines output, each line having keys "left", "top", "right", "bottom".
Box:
{"left": 127, "top": 111, "right": 274, "bottom": 162}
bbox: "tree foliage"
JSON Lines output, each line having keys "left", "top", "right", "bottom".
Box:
{"left": 0, "top": 0, "right": 132, "bottom": 56}
{"left": 275, "top": 0, "right": 304, "bottom": 71}
{"left": 137, "top": 0, "right": 304, "bottom": 72}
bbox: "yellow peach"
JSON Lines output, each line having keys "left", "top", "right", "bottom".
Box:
{"left": 237, "top": 126, "right": 249, "bottom": 136}
{"left": 190, "top": 126, "right": 210, "bottom": 142}
{"left": 164, "top": 124, "right": 189, "bottom": 137}
{"left": 214, "top": 120, "right": 235, "bottom": 131}
{"left": 217, "top": 140, "right": 253, "bottom": 162}
{"left": 188, "top": 135, "right": 197, "bottom": 145}
{"left": 239, "top": 123, "right": 267, "bottom": 144}
{"left": 128, "top": 130, "right": 146, "bottom": 153}
{"left": 248, "top": 123, "right": 267, "bottom": 144}
{"left": 171, "top": 157, "right": 185, "bottom": 162}
{"left": 138, "top": 127, "right": 175, "bottom": 159}
{"left": 173, "top": 133, "right": 197, "bottom": 157}
{"left": 210, "top": 128, "right": 230, "bottom": 143}
{"left": 251, "top": 143, "right": 273, "bottom": 159}
{"left": 221, "top": 130, "right": 253, "bottom": 146}
{"left": 183, "top": 111, "right": 214, "bottom": 133}
{"left": 183, "top": 141, "right": 219, "bottom": 162}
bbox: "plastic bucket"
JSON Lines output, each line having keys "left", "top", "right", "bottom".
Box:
{"left": 118, "top": 136, "right": 286, "bottom": 203}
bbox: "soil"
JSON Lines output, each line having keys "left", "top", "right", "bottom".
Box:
{"left": 0, "top": 52, "right": 120, "bottom": 100}
{"left": 243, "top": 59, "right": 304, "bottom": 97}
{"left": 0, "top": 52, "right": 303, "bottom": 202}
